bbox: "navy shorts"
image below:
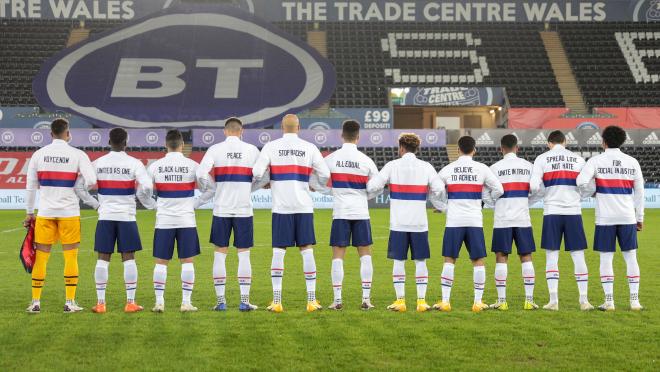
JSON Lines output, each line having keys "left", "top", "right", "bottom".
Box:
{"left": 541, "top": 215, "right": 587, "bottom": 251}
{"left": 442, "top": 227, "right": 487, "bottom": 260}
{"left": 491, "top": 227, "right": 536, "bottom": 256}
{"left": 210, "top": 216, "right": 254, "bottom": 249}
{"left": 594, "top": 224, "right": 638, "bottom": 252}
{"left": 272, "top": 213, "right": 316, "bottom": 248}
{"left": 153, "top": 228, "right": 201, "bottom": 260}
{"left": 387, "top": 231, "right": 430, "bottom": 260}
{"left": 94, "top": 220, "right": 142, "bottom": 254}
{"left": 330, "top": 219, "right": 373, "bottom": 247}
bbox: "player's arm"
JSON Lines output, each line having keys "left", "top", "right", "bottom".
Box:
{"left": 428, "top": 165, "right": 446, "bottom": 211}
{"left": 78, "top": 151, "right": 97, "bottom": 189}
{"left": 365, "top": 158, "right": 381, "bottom": 200}
{"left": 252, "top": 144, "right": 271, "bottom": 181}
{"left": 576, "top": 158, "right": 597, "bottom": 198}
{"left": 74, "top": 177, "right": 99, "bottom": 210}
{"left": 135, "top": 161, "right": 156, "bottom": 210}
{"left": 196, "top": 148, "right": 215, "bottom": 193}
{"left": 366, "top": 162, "right": 390, "bottom": 195}
{"left": 482, "top": 165, "right": 498, "bottom": 209}
{"left": 530, "top": 156, "right": 544, "bottom": 194}
{"left": 24, "top": 154, "right": 39, "bottom": 226}
{"left": 633, "top": 160, "right": 645, "bottom": 230}
{"left": 310, "top": 146, "right": 331, "bottom": 187}
{"left": 310, "top": 156, "right": 332, "bottom": 195}
{"left": 483, "top": 165, "right": 504, "bottom": 200}
{"left": 194, "top": 164, "right": 216, "bottom": 209}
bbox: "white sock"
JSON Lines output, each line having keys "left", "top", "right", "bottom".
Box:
{"left": 622, "top": 249, "right": 640, "bottom": 304}
{"left": 181, "top": 262, "right": 195, "bottom": 305}
{"left": 301, "top": 249, "right": 317, "bottom": 302}
{"left": 599, "top": 252, "right": 615, "bottom": 304}
{"left": 521, "top": 261, "right": 535, "bottom": 302}
{"left": 571, "top": 250, "right": 589, "bottom": 304}
{"left": 213, "top": 252, "right": 227, "bottom": 304}
{"left": 95, "top": 260, "right": 109, "bottom": 304}
{"left": 331, "top": 258, "right": 344, "bottom": 304}
{"left": 237, "top": 251, "right": 252, "bottom": 304}
{"left": 545, "top": 250, "right": 559, "bottom": 303}
{"left": 271, "top": 248, "right": 286, "bottom": 304}
{"left": 392, "top": 260, "right": 406, "bottom": 300}
{"left": 153, "top": 264, "right": 167, "bottom": 306}
{"left": 415, "top": 260, "right": 428, "bottom": 300}
{"left": 473, "top": 266, "right": 486, "bottom": 303}
{"left": 123, "top": 259, "right": 138, "bottom": 303}
{"left": 494, "top": 262, "right": 508, "bottom": 303}
{"left": 360, "top": 255, "right": 373, "bottom": 301}
{"left": 441, "top": 263, "right": 455, "bottom": 302}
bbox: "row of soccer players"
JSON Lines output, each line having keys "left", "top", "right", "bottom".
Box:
{"left": 23, "top": 116, "right": 644, "bottom": 313}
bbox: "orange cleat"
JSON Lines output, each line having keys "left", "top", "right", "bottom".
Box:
{"left": 92, "top": 303, "right": 106, "bottom": 314}
{"left": 124, "top": 303, "right": 144, "bottom": 313}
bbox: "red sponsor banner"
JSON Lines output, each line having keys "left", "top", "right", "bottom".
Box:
{"left": 0, "top": 152, "right": 167, "bottom": 189}
{"left": 509, "top": 108, "right": 660, "bottom": 129}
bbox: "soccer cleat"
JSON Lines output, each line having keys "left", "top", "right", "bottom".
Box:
{"left": 306, "top": 300, "right": 322, "bottom": 312}
{"left": 433, "top": 301, "right": 451, "bottom": 312}
{"left": 489, "top": 302, "right": 509, "bottom": 311}
{"left": 471, "top": 302, "right": 489, "bottom": 313}
{"left": 543, "top": 302, "right": 559, "bottom": 311}
{"left": 180, "top": 303, "right": 198, "bottom": 312}
{"left": 361, "top": 300, "right": 375, "bottom": 311}
{"left": 630, "top": 303, "right": 644, "bottom": 311}
{"left": 523, "top": 301, "right": 539, "bottom": 310}
{"left": 239, "top": 303, "right": 258, "bottom": 312}
{"left": 416, "top": 299, "right": 431, "bottom": 312}
{"left": 212, "top": 303, "right": 227, "bottom": 311}
{"left": 26, "top": 302, "right": 41, "bottom": 314}
{"left": 597, "top": 302, "right": 615, "bottom": 312}
{"left": 387, "top": 299, "right": 407, "bottom": 312}
{"left": 63, "top": 301, "right": 83, "bottom": 313}
{"left": 327, "top": 302, "right": 343, "bottom": 311}
{"left": 152, "top": 303, "right": 165, "bottom": 313}
{"left": 92, "top": 303, "right": 107, "bottom": 314}
{"left": 580, "top": 302, "right": 595, "bottom": 311}
{"left": 267, "top": 302, "right": 284, "bottom": 313}
{"left": 124, "top": 303, "right": 144, "bottom": 313}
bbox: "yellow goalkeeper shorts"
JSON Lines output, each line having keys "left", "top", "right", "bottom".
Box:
{"left": 35, "top": 217, "right": 81, "bottom": 245}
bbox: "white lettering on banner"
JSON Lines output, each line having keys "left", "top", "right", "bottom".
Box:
{"left": 616, "top": 32, "right": 660, "bottom": 84}
{"left": 0, "top": 158, "right": 19, "bottom": 175}
{"left": 196, "top": 59, "right": 264, "bottom": 99}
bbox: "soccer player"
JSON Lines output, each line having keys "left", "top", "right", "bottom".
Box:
{"left": 315, "top": 120, "right": 379, "bottom": 310}
{"left": 435, "top": 136, "right": 503, "bottom": 313}
{"left": 367, "top": 133, "right": 445, "bottom": 313}
{"left": 252, "top": 114, "right": 331, "bottom": 313}
{"left": 24, "top": 118, "right": 97, "bottom": 313}
{"left": 197, "top": 117, "right": 268, "bottom": 312}
{"left": 485, "top": 134, "right": 541, "bottom": 311}
{"left": 531, "top": 130, "right": 593, "bottom": 311}
{"left": 148, "top": 129, "right": 213, "bottom": 313}
{"left": 75, "top": 128, "right": 155, "bottom": 313}
{"left": 576, "top": 126, "right": 644, "bottom": 311}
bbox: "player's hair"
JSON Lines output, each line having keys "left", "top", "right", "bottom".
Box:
{"left": 602, "top": 125, "right": 627, "bottom": 149}
{"left": 458, "top": 136, "right": 476, "bottom": 155}
{"left": 50, "top": 118, "right": 69, "bottom": 137}
{"left": 501, "top": 134, "right": 518, "bottom": 150}
{"left": 109, "top": 128, "right": 128, "bottom": 150}
{"left": 398, "top": 133, "right": 421, "bottom": 153}
{"left": 342, "top": 120, "right": 360, "bottom": 141}
{"left": 166, "top": 129, "right": 184, "bottom": 149}
{"left": 548, "top": 130, "right": 566, "bottom": 144}
{"left": 224, "top": 117, "right": 243, "bottom": 132}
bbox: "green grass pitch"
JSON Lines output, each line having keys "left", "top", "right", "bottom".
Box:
{"left": 0, "top": 208, "right": 659, "bottom": 370}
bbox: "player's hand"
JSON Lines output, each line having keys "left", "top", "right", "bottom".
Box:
{"left": 263, "top": 184, "right": 271, "bottom": 189}
{"left": 433, "top": 209, "right": 443, "bottom": 214}
{"left": 23, "top": 214, "right": 35, "bottom": 228}
{"left": 637, "top": 222, "right": 643, "bottom": 231}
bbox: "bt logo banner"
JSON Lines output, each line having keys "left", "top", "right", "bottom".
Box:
{"left": 33, "top": 4, "right": 336, "bottom": 128}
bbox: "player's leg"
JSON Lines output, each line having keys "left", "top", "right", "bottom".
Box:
{"left": 435, "top": 227, "right": 462, "bottom": 312}
{"left": 565, "top": 215, "right": 592, "bottom": 310}
{"left": 268, "top": 213, "right": 292, "bottom": 312}
{"left": 329, "top": 219, "right": 349, "bottom": 310}
{"left": 210, "top": 216, "right": 231, "bottom": 310}
{"left": 60, "top": 217, "right": 82, "bottom": 313}
{"left": 541, "top": 215, "right": 561, "bottom": 310}
{"left": 152, "top": 228, "right": 175, "bottom": 312}
{"left": 28, "top": 217, "right": 56, "bottom": 313}
{"left": 618, "top": 224, "right": 642, "bottom": 310}
{"left": 117, "top": 221, "right": 143, "bottom": 313}
{"left": 411, "top": 231, "right": 431, "bottom": 312}
{"left": 353, "top": 220, "right": 374, "bottom": 309}
{"left": 386, "top": 231, "right": 408, "bottom": 312}
{"left": 490, "top": 227, "right": 513, "bottom": 310}
{"left": 296, "top": 213, "right": 320, "bottom": 312}
{"left": 594, "top": 225, "right": 616, "bottom": 311}
{"left": 235, "top": 217, "right": 256, "bottom": 311}
{"left": 92, "top": 221, "right": 114, "bottom": 313}
{"left": 515, "top": 227, "right": 538, "bottom": 310}
{"left": 177, "top": 228, "right": 201, "bottom": 312}
{"left": 466, "top": 227, "right": 488, "bottom": 313}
